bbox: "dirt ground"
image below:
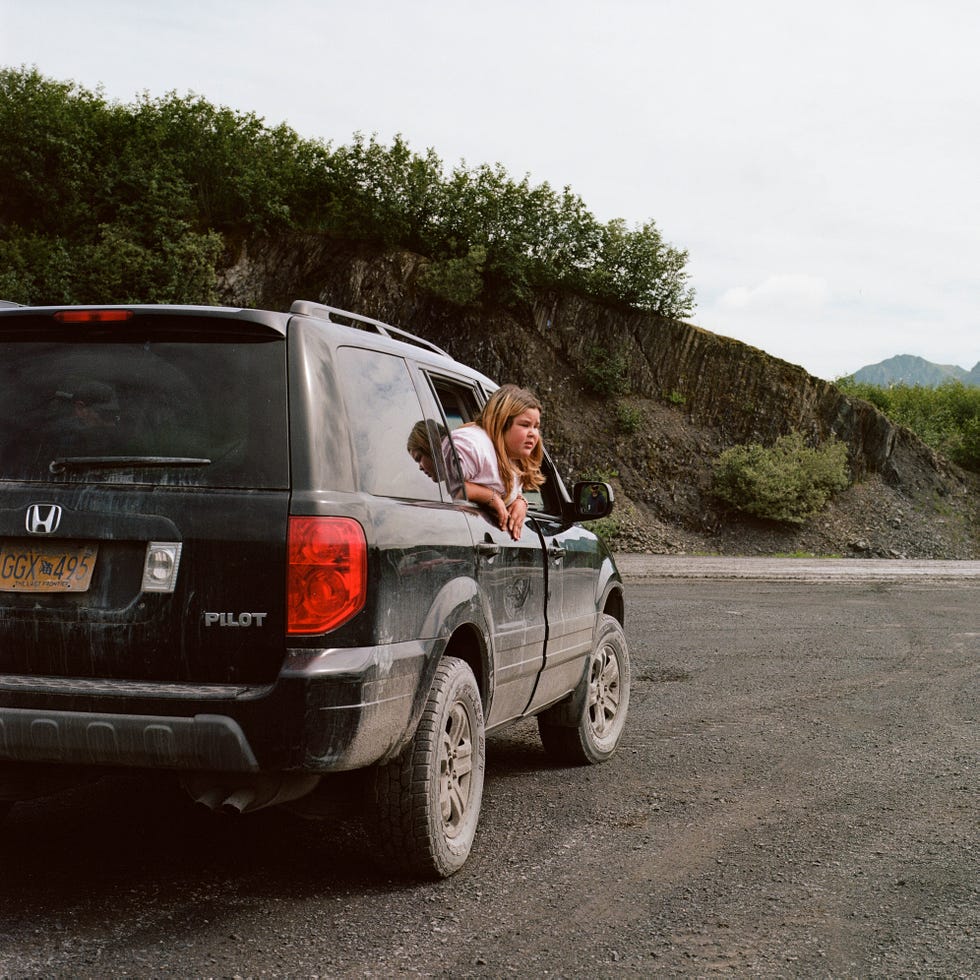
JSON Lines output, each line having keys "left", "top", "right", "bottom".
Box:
{"left": 0, "top": 569, "right": 977, "bottom": 978}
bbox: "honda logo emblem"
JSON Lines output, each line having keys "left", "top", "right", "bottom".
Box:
{"left": 26, "top": 504, "right": 63, "bottom": 535}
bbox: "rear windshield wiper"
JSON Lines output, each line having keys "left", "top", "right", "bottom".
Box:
{"left": 49, "top": 456, "right": 212, "bottom": 474}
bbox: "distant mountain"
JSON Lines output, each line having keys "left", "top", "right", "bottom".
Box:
{"left": 851, "top": 354, "right": 980, "bottom": 387}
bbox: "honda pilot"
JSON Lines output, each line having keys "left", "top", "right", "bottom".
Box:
{"left": 0, "top": 299, "right": 629, "bottom": 878}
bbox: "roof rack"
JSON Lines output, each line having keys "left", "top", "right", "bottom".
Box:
{"left": 290, "top": 300, "right": 450, "bottom": 358}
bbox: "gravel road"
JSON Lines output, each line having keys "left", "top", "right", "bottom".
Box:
{"left": 1, "top": 561, "right": 977, "bottom": 978}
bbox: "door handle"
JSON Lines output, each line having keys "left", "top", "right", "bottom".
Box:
{"left": 477, "top": 541, "right": 501, "bottom": 557}
{"left": 549, "top": 545, "right": 566, "bottom": 560}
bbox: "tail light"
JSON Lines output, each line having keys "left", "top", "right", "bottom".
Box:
{"left": 53, "top": 310, "right": 134, "bottom": 323}
{"left": 287, "top": 517, "right": 367, "bottom": 635}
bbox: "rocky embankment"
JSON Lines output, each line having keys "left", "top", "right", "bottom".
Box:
{"left": 218, "top": 236, "right": 979, "bottom": 559}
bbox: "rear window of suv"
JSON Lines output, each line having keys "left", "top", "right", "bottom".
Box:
{"left": 0, "top": 316, "right": 289, "bottom": 489}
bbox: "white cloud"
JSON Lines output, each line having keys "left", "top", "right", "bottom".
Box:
{"left": 719, "top": 276, "right": 831, "bottom": 313}
{"left": 1, "top": 0, "right": 977, "bottom": 383}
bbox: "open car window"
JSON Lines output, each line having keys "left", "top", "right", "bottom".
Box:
{"left": 424, "top": 374, "right": 565, "bottom": 516}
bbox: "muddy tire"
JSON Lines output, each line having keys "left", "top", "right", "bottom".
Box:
{"left": 372, "top": 656, "right": 485, "bottom": 878}
{"left": 538, "top": 614, "right": 630, "bottom": 765}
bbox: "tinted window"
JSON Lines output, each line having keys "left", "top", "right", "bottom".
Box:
{"left": 337, "top": 347, "right": 448, "bottom": 502}
{"left": 0, "top": 322, "right": 288, "bottom": 489}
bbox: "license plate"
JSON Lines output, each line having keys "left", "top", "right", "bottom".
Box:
{"left": 0, "top": 541, "right": 99, "bottom": 592}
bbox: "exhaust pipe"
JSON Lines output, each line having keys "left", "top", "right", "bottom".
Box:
{"left": 182, "top": 773, "right": 320, "bottom": 814}
{"left": 219, "top": 788, "right": 257, "bottom": 814}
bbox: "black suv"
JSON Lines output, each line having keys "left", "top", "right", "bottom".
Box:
{"left": 0, "top": 299, "right": 629, "bottom": 877}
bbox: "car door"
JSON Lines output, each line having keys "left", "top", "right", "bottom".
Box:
{"left": 425, "top": 374, "right": 548, "bottom": 730}
{"left": 523, "top": 458, "right": 602, "bottom": 713}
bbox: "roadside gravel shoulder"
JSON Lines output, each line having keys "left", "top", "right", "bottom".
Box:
{"left": 615, "top": 554, "right": 980, "bottom": 581}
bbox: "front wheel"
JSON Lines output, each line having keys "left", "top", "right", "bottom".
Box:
{"left": 371, "top": 656, "right": 486, "bottom": 878}
{"left": 538, "top": 614, "right": 630, "bottom": 765}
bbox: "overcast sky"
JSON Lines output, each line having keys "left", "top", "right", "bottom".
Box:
{"left": 3, "top": 0, "right": 978, "bottom": 380}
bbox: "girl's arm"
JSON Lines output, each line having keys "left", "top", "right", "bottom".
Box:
{"left": 465, "top": 481, "right": 529, "bottom": 539}
{"left": 504, "top": 493, "right": 529, "bottom": 539}
{"left": 465, "top": 480, "right": 508, "bottom": 531}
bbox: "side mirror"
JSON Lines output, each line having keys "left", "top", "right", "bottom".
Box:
{"left": 570, "top": 481, "right": 614, "bottom": 521}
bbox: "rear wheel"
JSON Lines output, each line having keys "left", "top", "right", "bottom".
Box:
{"left": 372, "top": 656, "right": 485, "bottom": 878}
{"left": 538, "top": 614, "right": 630, "bottom": 765}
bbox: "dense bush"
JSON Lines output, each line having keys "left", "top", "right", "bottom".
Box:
{"left": 0, "top": 67, "right": 695, "bottom": 319}
{"left": 712, "top": 432, "right": 850, "bottom": 524}
{"left": 835, "top": 377, "right": 980, "bottom": 473}
{"left": 583, "top": 346, "right": 629, "bottom": 396}
{"left": 615, "top": 402, "right": 643, "bottom": 434}
{"left": 417, "top": 246, "right": 486, "bottom": 306}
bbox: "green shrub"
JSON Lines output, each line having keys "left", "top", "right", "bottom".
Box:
{"left": 615, "top": 402, "right": 642, "bottom": 434}
{"left": 583, "top": 346, "right": 629, "bottom": 396}
{"left": 0, "top": 225, "right": 222, "bottom": 305}
{"left": 836, "top": 377, "right": 980, "bottom": 472}
{"left": 712, "top": 432, "right": 850, "bottom": 524}
{"left": 588, "top": 512, "right": 623, "bottom": 546}
{"left": 417, "top": 245, "right": 486, "bottom": 305}
{"left": 0, "top": 232, "right": 76, "bottom": 304}
{"left": 0, "top": 67, "right": 696, "bottom": 319}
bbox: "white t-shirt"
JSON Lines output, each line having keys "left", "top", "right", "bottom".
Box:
{"left": 446, "top": 425, "right": 522, "bottom": 504}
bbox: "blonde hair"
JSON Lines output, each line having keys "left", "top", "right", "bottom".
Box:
{"left": 475, "top": 384, "right": 545, "bottom": 495}
{"left": 406, "top": 420, "right": 433, "bottom": 458}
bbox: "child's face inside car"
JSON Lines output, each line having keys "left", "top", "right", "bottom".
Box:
{"left": 503, "top": 408, "right": 541, "bottom": 460}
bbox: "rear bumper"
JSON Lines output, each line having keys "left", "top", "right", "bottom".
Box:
{"left": 0, "top": 638, "right": 434, "bottom": 775}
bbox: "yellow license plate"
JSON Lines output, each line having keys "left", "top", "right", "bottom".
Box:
{"left": 0, "top": 541, "right": 99, "bottom": 592}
